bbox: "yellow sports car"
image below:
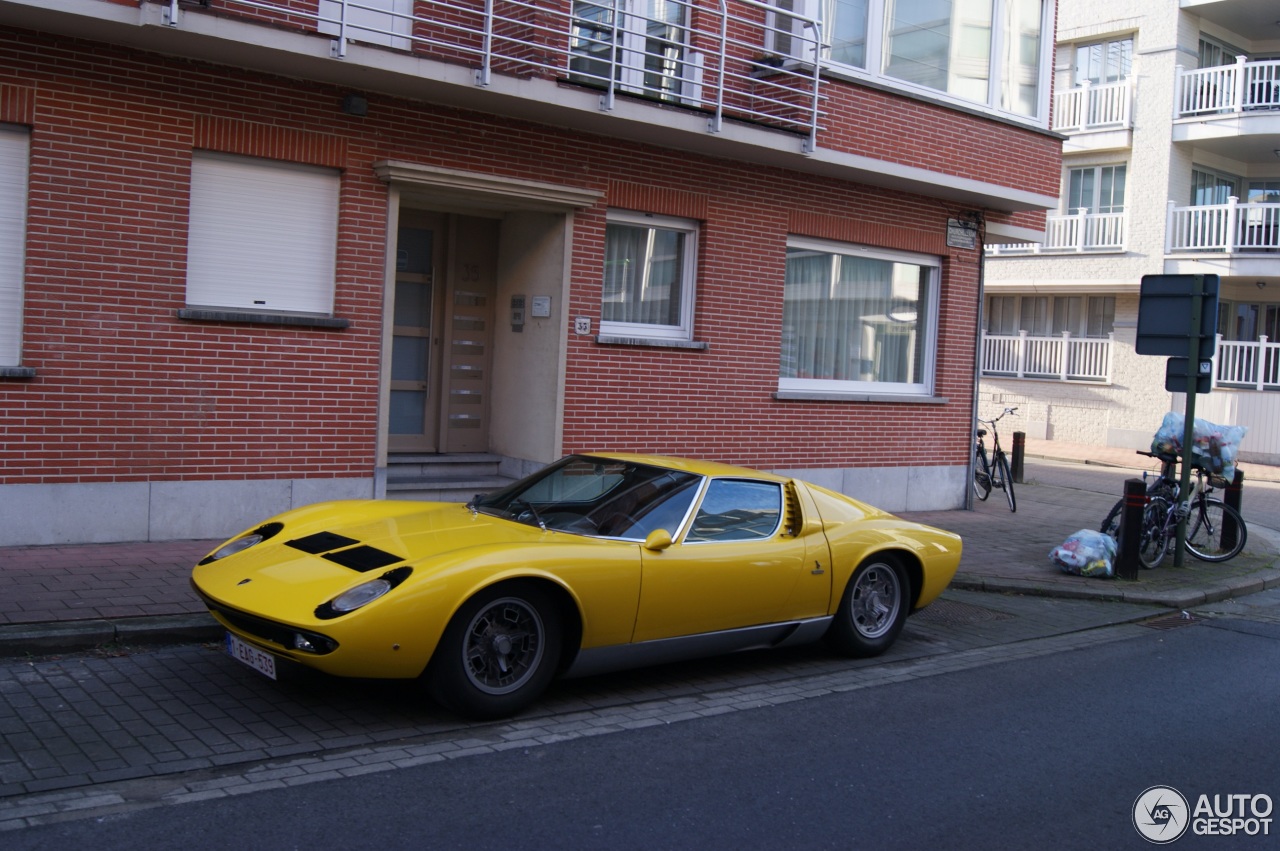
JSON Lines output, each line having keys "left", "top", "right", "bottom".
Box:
{"left": 191, "top": 454, "right": 961, "bottom": 719}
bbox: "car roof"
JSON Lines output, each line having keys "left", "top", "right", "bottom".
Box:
{"left": 575, "top": 452, "right": 791, "bottom": 483}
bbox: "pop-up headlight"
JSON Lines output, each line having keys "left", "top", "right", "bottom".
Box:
{"left": 315, "top": 566, "right": 412, "bottom": 619}
{"left": 199, "top": 523, "right": 284, "bottom": 565}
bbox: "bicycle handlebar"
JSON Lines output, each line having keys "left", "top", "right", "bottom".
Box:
{"left": 977, "top": 406, "right": 1018, "bottom": 426}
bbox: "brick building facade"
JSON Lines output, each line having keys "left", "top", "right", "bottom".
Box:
{"left": 0, "top": 0, "right": 1060, "bottom": 546}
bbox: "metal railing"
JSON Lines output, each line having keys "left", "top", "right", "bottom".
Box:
{"left": 1175, "top": 56, "right": 1280, "bottom": 117}
{"left": 985, "top": 210, "right": 1126, "bottom": 256}
{"left": 980, "top": 331, "right": 1113, "bottom": 382}
{"left": 1052, "top": 80, "right": 1131, "bottom": 133}
{"left": 1166, "top": 199, "right": 1280, "bottom": 253}
{"left": 161, "top": 0, "right": 826, "bottom": 149}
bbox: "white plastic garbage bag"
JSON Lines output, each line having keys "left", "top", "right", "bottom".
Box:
{"left": 1050, "top": 529, "right": 1117, "bottom": 578}
{"left": 1151, "top": 412, "right": 1247, "bottom": 482}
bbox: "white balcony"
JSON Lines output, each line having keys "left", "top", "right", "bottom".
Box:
{"left": 1175, "top": 57, "right": 1280, "bottom": 116}
{"left": 1172, "top": 57, "right": 1280, "bottom": 161}
{"left": 980, "top": 331, "right": 1113, "bottom": 383}
{"left": 1165, "top": 199, "right": 1280, "bottom": 253}
{"left": 1054, "top": 80, "right": 1132, "bottom": 132}
{"left": 984, "top": 210, "right": 1126, "bottom": 256}
{"left": 1214, "top": 336, "right": 1280, "bottom": 391}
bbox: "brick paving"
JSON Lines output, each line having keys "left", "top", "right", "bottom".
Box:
{"left": 0, "top": 589, "right": 1163, "bottom": 822}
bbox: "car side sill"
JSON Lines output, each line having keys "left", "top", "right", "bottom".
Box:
{"left": 563, "top": 617, "right": 833, "bottom": 679}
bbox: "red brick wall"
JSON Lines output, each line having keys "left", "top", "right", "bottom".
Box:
{"left": 0, "top": 21, "right": 1054, "bottom": 484}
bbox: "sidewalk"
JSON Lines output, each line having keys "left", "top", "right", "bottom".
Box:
{"left": 1, "top": 438, "right": 1278, "bottom": 656}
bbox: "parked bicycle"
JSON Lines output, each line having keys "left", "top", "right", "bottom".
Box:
{"left": 1100, "top": 450, "right": 1247, "bottom": 567}
{"left": 973, "top": 407, "right": 1017, "bottom": 512}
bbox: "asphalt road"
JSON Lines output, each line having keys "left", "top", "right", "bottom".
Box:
{"left": 8, "top": 606, "right": 1279, "bottom": 850}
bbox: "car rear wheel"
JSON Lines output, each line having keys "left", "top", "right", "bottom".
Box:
{"left": 824, "top": 555, "right": 909, "bottom": 658}
{"left": 427, "top": 582, "right": 562, "bottom": 720}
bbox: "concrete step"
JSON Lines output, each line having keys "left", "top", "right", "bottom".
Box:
{"left": 387, "top": 452, "right": 503, "bottom": 480}
{"left": 385, "top": 477, "right": 514, "bottom": 503}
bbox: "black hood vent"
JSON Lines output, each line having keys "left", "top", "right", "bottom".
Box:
{"left": 284, "top": 531, "right": 404, "bottom": 572}
{"left": 322, "top": 545, "right": 403, "bottom": 572}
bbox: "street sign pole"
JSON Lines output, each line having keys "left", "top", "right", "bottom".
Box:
{"left": 1174, "top": 277, "right": 1204, "bottom": 567}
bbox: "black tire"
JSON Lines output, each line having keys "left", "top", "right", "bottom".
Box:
{"left": 973, "top": 454, "right": 991, "bottom": 501}
{"left": 1100, "top": 498, "right": 1124, "bottom": 539}
{"left": 1184, "top": 498, "right": 1247, "bottom": 562}
{"left": 427, "top": 581, "right": 562, "bottom": 720}
{"left": 996, "top": 453, "right": 1016, "bottom": 512}
{"left": 1138, "top": 500, "right": 1170, "bottom": 569}
{"left": 824, "top": 555, "right": 909, "bottom": 658}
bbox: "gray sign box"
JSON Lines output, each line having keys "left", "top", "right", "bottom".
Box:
{"left": 1135, "top": 274, "right": 1219, "bottom": 358}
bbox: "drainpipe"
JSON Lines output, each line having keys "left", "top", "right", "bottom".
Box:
{"left": 970, "top": 213, "right": 987, "bottom": 511}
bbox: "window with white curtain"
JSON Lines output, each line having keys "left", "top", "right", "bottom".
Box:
{"left": 779, "top": 238, "right": 938, "bottom": 395}
{"left": 0, "top": 125, "right": 29, "bottom": 367}
{"left": 600, "top": 211, "right": 697, "bottom": 340}
{"left": 186, "top": 152, "right": 340, "bottom": 315}
{"left": 986, "top": 294, "right": 1114, "bottom": 338}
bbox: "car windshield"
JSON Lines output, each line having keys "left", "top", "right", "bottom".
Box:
{"left": 471, "top": 456, "right": 702, "bottom": 539}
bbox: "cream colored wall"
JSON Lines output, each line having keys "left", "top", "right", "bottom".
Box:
{"left": 981, "top": 1, "right": 1207, "bottom": 451}
{"left": 490, "top": 212, "right": 570, "bottom": 467}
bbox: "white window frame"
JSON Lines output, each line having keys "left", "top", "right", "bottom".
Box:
{"left": 0, "top": 125, "right": 29, "bottom": 368}
{"left": 779, "top": 236, "right": 940, "bottom": 397}
{"left": 569, "top": 0, "right": 702, "bottom": 105}
{"left": 186, "top": 152, "right": 340, "bottom": 316}
{"left": 600, "top": 210, "right": 698, "bottom": 342}
{"left": 1073, "top": 36, "right": 1133, "bottom": 86}
{"left": 770, "top": 0, "right": 1053, "bottom": 123}
{"left": 1067, "top": 164, "right": 1127, "bottom": 215}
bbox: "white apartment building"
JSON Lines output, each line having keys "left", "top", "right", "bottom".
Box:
{"left": 983, "top": 0, "right": 1280, "bottom": 465}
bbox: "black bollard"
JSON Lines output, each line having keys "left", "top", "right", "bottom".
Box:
{"left": 1011, "top": 431, "right": 1025, "bottom": 484}
{"left": 1115, "top": 478, "right": 1146, "bottom": 581}
{"left": 1222, "top": 469, "right": 1244, "bottom": 552}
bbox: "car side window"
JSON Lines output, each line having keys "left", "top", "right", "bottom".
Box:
{"left": 684, "top": 479, "right": 782, "bottom": 543}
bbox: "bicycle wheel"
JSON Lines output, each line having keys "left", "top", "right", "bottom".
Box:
{"left": 1184, "top": 498, "right": 1247, "bottom": 562}
{"left": 995, "top": 452, "right": 1016, "bottom": 512}
{"left": 1100, "top": 498, "right": 1123, "bottom": 539}
{"left": 973, "top": 451, "right": 991, "bottom": 501}
{"left": 1138, "top": 500, "right": 1170, "bottom": 569}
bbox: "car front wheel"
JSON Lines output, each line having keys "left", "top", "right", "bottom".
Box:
{"left": 427, "top": 582, "right": 562, "bottom": 720}
{"left": 825, "top": 555, "right": 909, "bottom": 657}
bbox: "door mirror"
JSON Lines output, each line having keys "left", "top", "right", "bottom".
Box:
{"left": 643, "top": 529, "right": 673, "bottom": 551}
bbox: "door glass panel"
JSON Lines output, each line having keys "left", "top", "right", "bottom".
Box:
{"left": 390, "top": 224, "right": 435, "bottom": 448}
{"left": 390, "top": 390, "right": 426, "bottom": 434}
{"left": 391, "top": 337, "right": 429, "bottom": 381}
{"left": 395, "top": 279, "right": 430, "bottom": 326}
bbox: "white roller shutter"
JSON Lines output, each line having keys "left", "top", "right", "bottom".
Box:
{"left": 0, "top": 125, "right": 29, "bottom": 366}
{"left": 186, "top": 152, "right": 340, "bottom": 315}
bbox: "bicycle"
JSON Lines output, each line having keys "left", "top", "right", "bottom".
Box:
{"left": 1100, "top": 451, "right": 1247, "bottom": 567}
{"left": 973, "top": 407, "right": 1017, "bottom": 512}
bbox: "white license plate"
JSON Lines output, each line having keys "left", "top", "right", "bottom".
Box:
{"left": 225, "top": 632, "right": 277, "bottom": 680}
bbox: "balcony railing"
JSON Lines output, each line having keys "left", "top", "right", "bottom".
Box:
{"left": 984, "top": 210, "right": 1126, "bottom": 256}
{"left": 1166, "top": 199, "right": 1280, "bottom": 253}
{"left": 1052, "top": 80, "right": 1131, "bottom": 133}
{"left": 162, "top": 0, "right": 826, "bottom": 149}
{"left": 1214, "top": 336, "right": 1280, "bottom": 391}
{"left": 980, "top": 331, "right": 1113, "bottom": 382}
{"left": 1175, "top": 56, "right": 1280, "bottom": 117}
